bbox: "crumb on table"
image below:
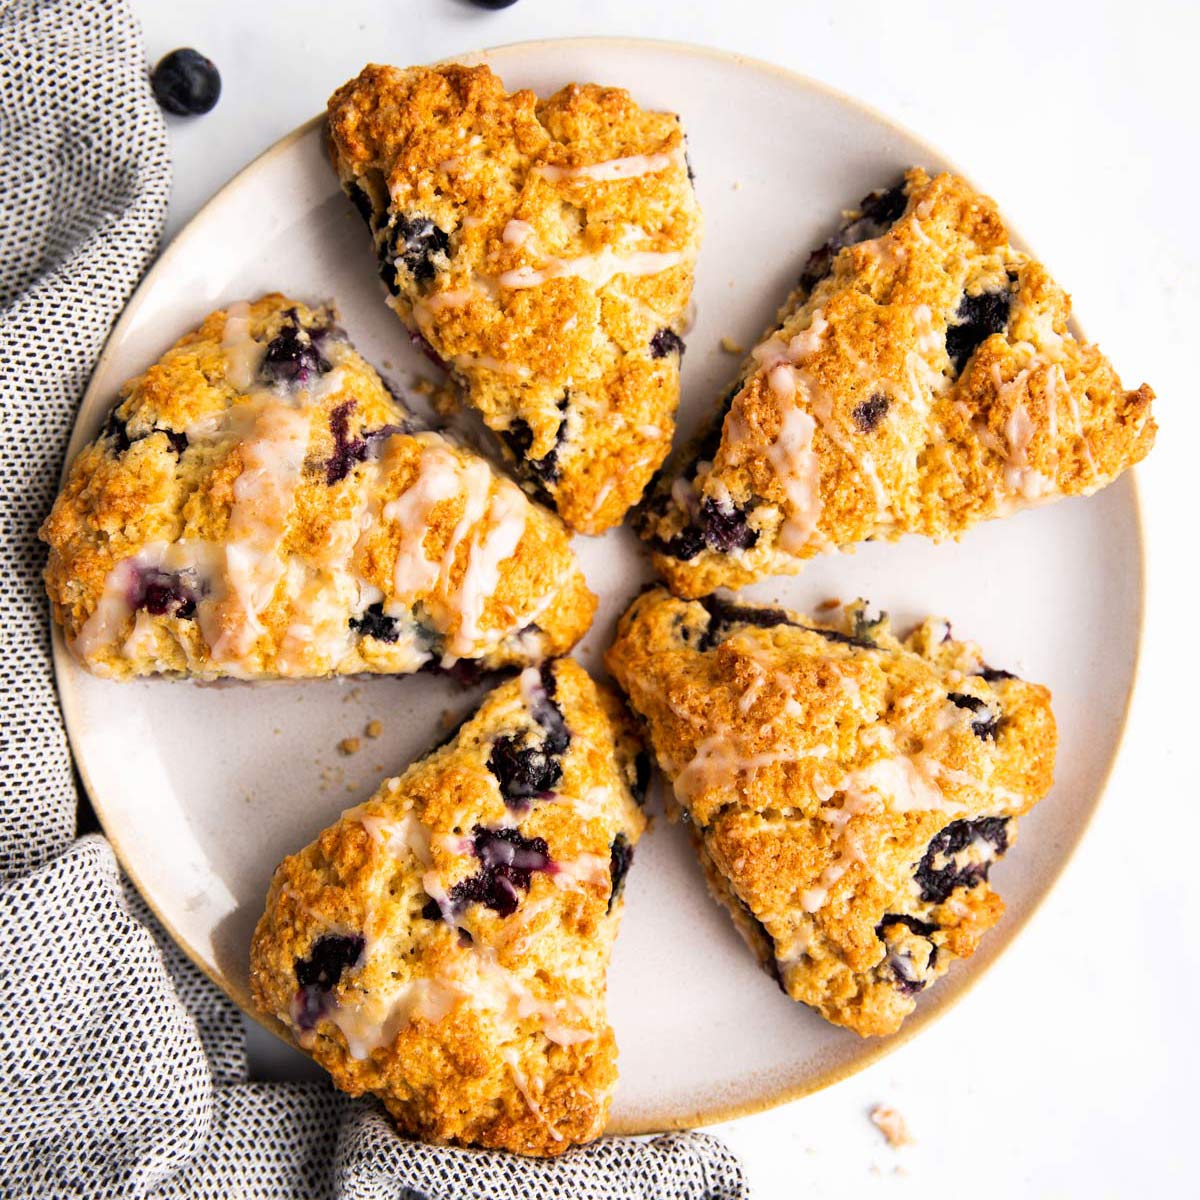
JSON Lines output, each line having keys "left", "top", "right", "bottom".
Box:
{"left": 365, "top": 719, "right": 383, "bottom": 739}
{"left": 870, "top": 1104, "right": 913, "bottom": 1148}
{"left": 720, "top": 336, "right": 745, "bottom": 355}
{"left": 816, "top": 597, "right": 842, "bottom": 611}
{"left": 337, "top": 737, "right": 361, "bottom": 756}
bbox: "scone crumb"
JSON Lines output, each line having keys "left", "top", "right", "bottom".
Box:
{"left": 337, "top": 737, "right": 361, "bottom": 756}
{"left": 365, "top": 719, "right": 383, "bottom": 739}
{"left": 870, "top": 1104, "right": 913, "bottom": 1148}
{"left": 720, "top": 336, "right": 745, "bottom": 355}
{"left": 816, "top": 598, "right": 842, "bottom": 611}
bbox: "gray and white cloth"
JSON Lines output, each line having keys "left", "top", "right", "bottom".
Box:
{"left": 0, "top": 1, "right": 749, "bottom": 1195}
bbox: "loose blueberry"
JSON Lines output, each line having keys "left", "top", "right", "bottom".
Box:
{"left": 261, "top": 311, "right": 331, "bottom": 391}
{"left": 649, "top": 328, "right": 685, "bottom": 359}
{"left": 350, "top": 602, "right": 401, "bottom": 644}
{"left": 945, "top": 290, "right": 1011, "bottom": 374}
{"left": 150, "top": 49, "right": 221, "bottom": 117}
{"left": 468, "top": 0, "right": 520, "bottom": 7}
{"left": 799, "top": 180, "right": 907, "bottom": 293}
{"left": 426, "top": 825, "right": 554, "bottom": 920}
{"left": 947, "top": 692, "right": 1001, "bottom": 740}
{"left": 608, "top": 834, "right": 634, "bottom": 912}
{"left": 914, "top": 816, "right": 1010, "bottom": 904}
{"left": 852, "top": 393, "right": 890, "bottom": 433}
{"left": 389, "top": 214, "right": 451, "bottom": 285}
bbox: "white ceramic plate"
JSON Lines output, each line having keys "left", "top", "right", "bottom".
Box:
{"left": 55, "top": 39, "right": 1144, "bottom": 1134}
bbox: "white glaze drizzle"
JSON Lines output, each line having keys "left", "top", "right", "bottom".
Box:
{"left": 498, "top": 247, "right": 682, "bottom": 291}
{"left": 534, "top": 146, "right": 685, "bottom": 184}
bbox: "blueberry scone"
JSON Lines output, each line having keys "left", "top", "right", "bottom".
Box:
{"left": 606, "top": 587, "right": 1056, "bottom": 1036}
{"left": 326, "top": 63, "right": 702, "bottom": 534}
{"left": 639, "top": 168, "right": 1156, "bottom": 596}
{"left": 250, "top": 659, "right": 647, "bottom": 1155}
{"left": 41, "top": 294, "right": 595, "bottom": 680}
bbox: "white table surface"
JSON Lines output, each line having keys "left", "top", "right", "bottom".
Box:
{"left": 130, "top": 2, "right": 1197, "bottom": 1195}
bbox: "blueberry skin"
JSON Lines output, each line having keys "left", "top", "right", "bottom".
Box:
{"left": 151, "top": 49, "right": 221, "bottom": 117}
{"left": 468, "top": 0, "right": 520, "bottom": 7}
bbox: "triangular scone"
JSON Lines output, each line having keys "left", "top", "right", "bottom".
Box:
{"left": 638, "top": 168, "right": 1155, "bottom": 596}
{"left": 250, "top": 659, "right": 647, "bottom": 1156}
{"left": 606, "top": 587, "right": 1055, "bottom": 1036}
{"left": 326, "top": 63, "right": 702, "bottom": 534}
{"left": 41, "top": 294, "right": 595, "bottom": 680}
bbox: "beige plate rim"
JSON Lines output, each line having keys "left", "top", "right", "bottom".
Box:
{"left": 53, "top": 35, "right": 1147, "bottom": 1138}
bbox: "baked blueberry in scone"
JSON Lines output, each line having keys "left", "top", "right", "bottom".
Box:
{"left": 40, "top": 294, "right": 595, "bottom": 680}
{"left": 606, "top": 587, "right": 1056, "bottom": 1036}
{"left": 249, "top": 659, "right": 646, "bottom": 1155}
{"left": 638, "top": 168, "right": 1156, "bottom": 596}
{"left": 325, "top": 63, "right": 702, "bottom": 534}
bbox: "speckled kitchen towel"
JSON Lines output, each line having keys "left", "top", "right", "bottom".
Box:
{"left": 0, "top": 1, "right": 748, "bottom": 1196}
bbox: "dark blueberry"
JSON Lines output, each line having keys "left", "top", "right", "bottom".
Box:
{"left": 468, "top": 0, "right": 520, "bottom": 7}
{"left": 487, "top": 737, "right": 563, "bottom": 811}
{"left": 699, "top": 496, "right": 758, "bottom": 553}
{"left": 945, "top": 290, "right": 1012, "bottom": 374}
{"left": 378, "top": 260, "right": 402, "bottom": 297}
{"left": 150, "top": 49, "right": 221, "bottom": 117}
{"left": 325, "top": 400, "right": 369, "bottom": 484}
{"left": 875, "top": 915, "right": 938, "bottom": 995}
{"left": 698, "top": 595, "right": 878, "bottom": 653}
{"left": 102, "top": 409, "right": 188, "bottom": 458}
{"left": 977, "top": 665, "right": 1016, "bottom": 683}
{"left": 738, "top": 900, "right": 783, "bottom": 989}
{"left": 349, "top": 602, "right": 400, "bottom": 643}
{"left": 607, "top": 833, "right": 634, "bottom": 912}
{"left": 851, "top": 393, "right": 890, "bottom": 433}
{"left": 388, "top": 214, "right": 451, "bottom": 285}
{"left": 131, "top": 568, "right": 199, "bottom": 620}
{"left": 501, "top": 395, "right": 569, "bottom": 489}
{"left": 294, "top": 934, "right": 364, "bottom": 991}
{"left": 655, "top": 523, "right": 706, "bottom": 562}
{"left": 487, "top": 664, "right": 570, "bottom": 810}
{"left": 698, "top": 595, "right": 798, "bottom": 651}
{"left": 914, "top": 816, "right": 1011, "bottom": 904}
{"left": 347, "top": 181, "right": 375, "bottom": 228}
{"left": 262, "top": 311, "right": 331, "bottom": 390}
{"left": 947, "top": 692, "right": 1001, "bottom": 740}
{"left": 799, "top": 180, "right": 907, "bottom": 293}
{"left": 649, "top": 328, "right": 685, "bottom": 359}
{"left": 631, "top": 750, "right": 652, "bottom": 807}
{"left": 438, "top": 825, "right": 554, "bottom": 919}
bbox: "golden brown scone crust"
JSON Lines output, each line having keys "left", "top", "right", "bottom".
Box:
{"left": 250, "top": 659, "right": 646, "bottom": 1155}
{"left": 326, "top": 63, "right": 702, "bottom": 534}
{"left": 41, "top": 294, "right": 595, "bottom": 680}
{"left": 639, "top": 168, "right": 1156, "bottom": 596}
{"left": 606, "top": 587, "right": 1056, "bottom": 1036}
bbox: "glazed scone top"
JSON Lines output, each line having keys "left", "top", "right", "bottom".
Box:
{"left": 250, "top": 660, "right": 647, "bottom": 1155}
{"left": 40, "top": 294, "right": 595, "bottom": 680}
{"left": 606, "top": 588, "right": 1056, "bottom": 1035}
{"left": 326, "top": 63, "right": 702, "bottom": 533}
{"left": 640, "top": 168, "right": 1156, "bottom": 596}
